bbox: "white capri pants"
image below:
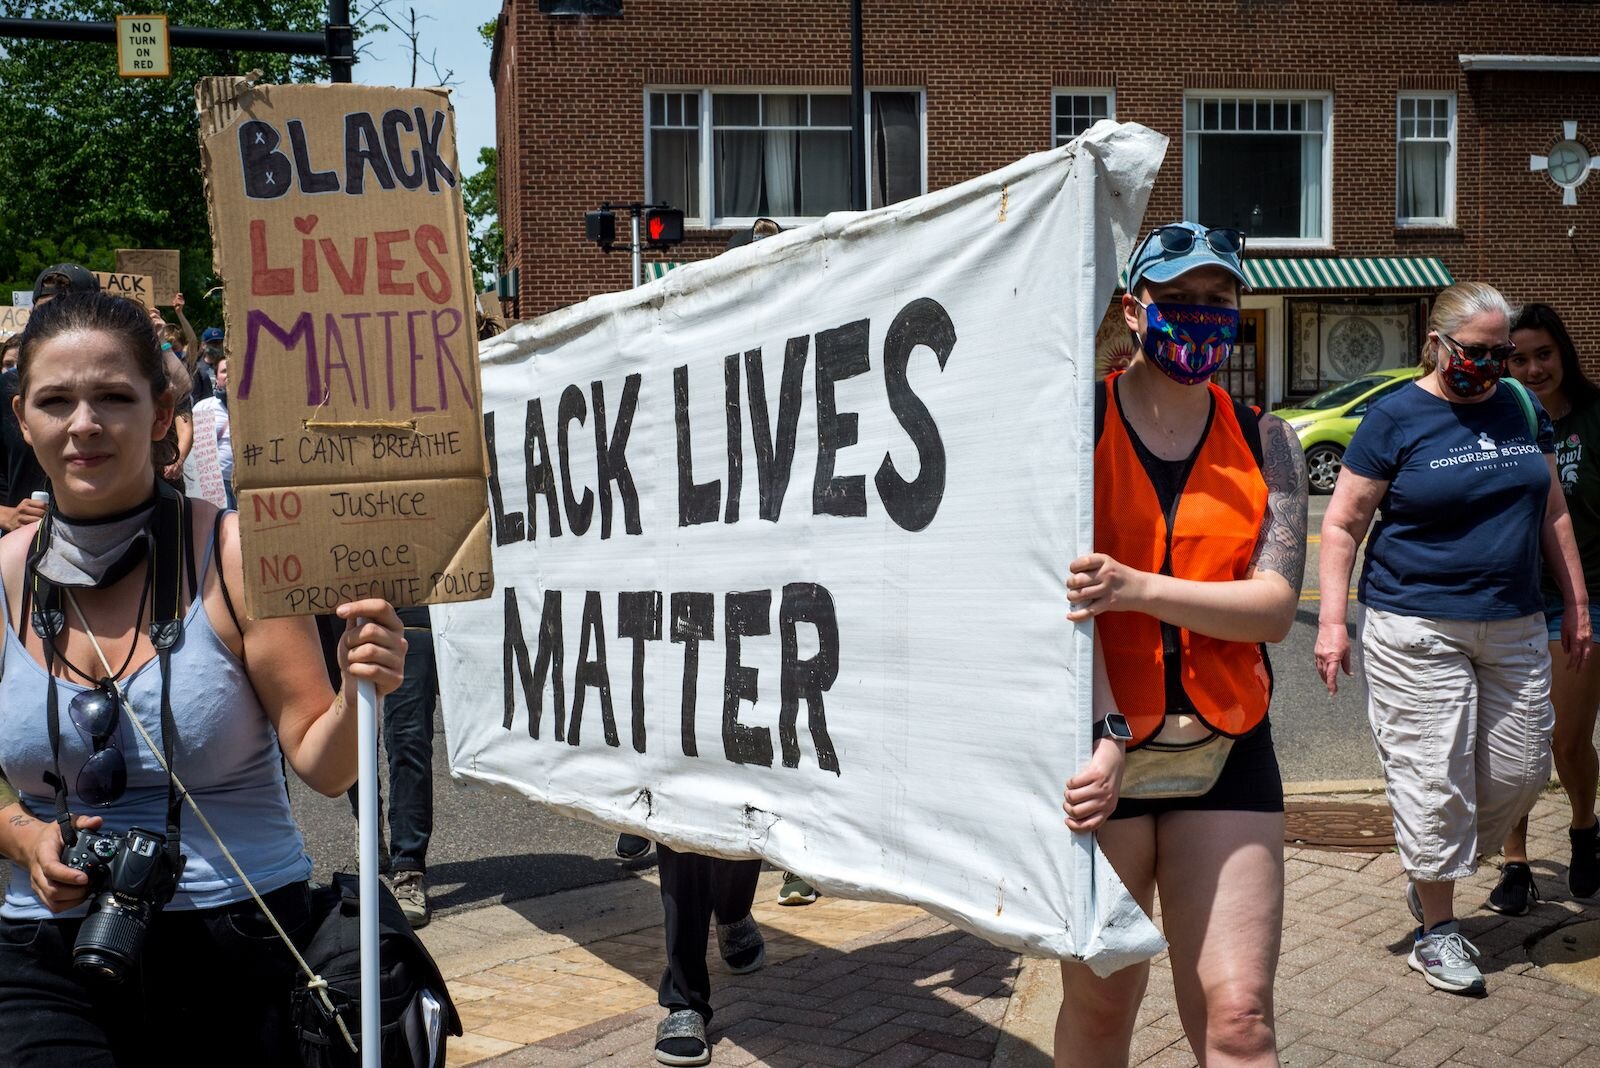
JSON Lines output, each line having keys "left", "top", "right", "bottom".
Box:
{"left": 1359, "top": 608, "right": 1553, "bottom": 882}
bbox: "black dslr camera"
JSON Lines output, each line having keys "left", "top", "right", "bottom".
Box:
{"left": 63, "top": 826, "right": 181, "bottom": 982}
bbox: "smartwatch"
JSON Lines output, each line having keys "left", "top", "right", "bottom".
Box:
{"left": 1092, "top": 712, "right": 1133, "bottom": 743}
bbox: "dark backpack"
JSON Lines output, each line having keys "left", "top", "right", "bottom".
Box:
{"left": 290, "top": 874, "right": 462, "bottom": 1068}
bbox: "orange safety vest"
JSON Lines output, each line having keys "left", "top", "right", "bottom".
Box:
{"left": 1093, "top": 372, "right": 1273, "bottom": 748}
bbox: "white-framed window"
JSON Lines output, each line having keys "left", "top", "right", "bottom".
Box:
{"left": 1053, "top": 90, "right": 1114, "bottom": 145}
{"left": 1396, "top": 94, "right": 1455, "bottom": 226}
{"left": 1183, "top": 94, "right": 1333, "bottom": 248}
{"left": 645, "top": 88, "right": 926, "bottom": 227}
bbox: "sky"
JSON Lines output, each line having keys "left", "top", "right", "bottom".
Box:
{"left": 351, "top": 0, "right": 503, "bottom": 178}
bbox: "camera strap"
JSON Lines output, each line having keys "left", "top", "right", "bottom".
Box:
{"left": 27, "top": 481, "right": 190, "bottom": 869}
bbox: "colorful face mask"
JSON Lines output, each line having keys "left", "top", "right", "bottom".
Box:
{"left": 1439, "top": 342, "right": 1506, "bottom": 398}
{"left": 1133, "top": 301, "right": 1241, "bottom": 385}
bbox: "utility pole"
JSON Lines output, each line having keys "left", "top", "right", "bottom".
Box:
{"left": 850, "top": 0, "right": 866, "bottom": 211}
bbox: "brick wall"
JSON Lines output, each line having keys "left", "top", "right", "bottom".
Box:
{"left": 493, "top": 0, "right": 1600, "bottom": 363}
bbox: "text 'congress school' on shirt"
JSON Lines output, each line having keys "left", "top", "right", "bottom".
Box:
{"left": 1342, "top": 382, "right": 1555, "bottom": 621}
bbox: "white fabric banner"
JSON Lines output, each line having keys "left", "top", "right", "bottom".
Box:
{"left": 437, "top": 121, "right": 1168, "bottom": 970}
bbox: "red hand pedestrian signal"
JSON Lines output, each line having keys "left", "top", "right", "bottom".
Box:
{"left": 644, "top": 207, "right": 685, "bottom": 248}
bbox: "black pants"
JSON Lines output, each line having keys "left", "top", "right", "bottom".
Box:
{"left": 656, "top": 844, "right": 761, "bottom": 1024}
{"left": 344, "top": 624, "right": 438, "bottom": 874}
{"left": 0, "top": 882, "right": 314, "bottom": 1067}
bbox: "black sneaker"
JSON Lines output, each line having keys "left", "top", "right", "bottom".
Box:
{"left": 616, "top": 833, "right": 652, "bottom": 860}
{"left": 1570, "top": 823, "right": 1600, "bottom": 899}
{"left": 1486, "top": 861, "right": 1538, "bottom": 916}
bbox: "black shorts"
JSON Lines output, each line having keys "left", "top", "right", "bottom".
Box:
{"left": 1109, "top": 716, "right": 1284, "bottom": 820}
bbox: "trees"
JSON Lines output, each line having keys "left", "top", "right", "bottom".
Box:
{"left": 0, "top": 1, "right": 332, "bottom": 315}
{"left": 462, "top": 147, "right": 503, "bottom": 287}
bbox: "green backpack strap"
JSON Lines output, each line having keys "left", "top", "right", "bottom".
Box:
{"left": 1502, "top": 377, "right": 1539, "bottom": 441}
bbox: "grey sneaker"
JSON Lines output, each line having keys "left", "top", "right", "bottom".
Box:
{"left": 389, "top": 869, "right": 430, "bottom": 928}
{"left": 1408, "top": 921, "right": 1485, "bottom": 995}
{"left": 655, "top": 1009, "right": 710, "bottom": 1066}
{"left": 715, "top": 913, "right": 765, "bottom": 974}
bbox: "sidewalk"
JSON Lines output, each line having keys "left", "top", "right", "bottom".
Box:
{"left": 422, "top": 789, "right": 1600, "bottom": 1068}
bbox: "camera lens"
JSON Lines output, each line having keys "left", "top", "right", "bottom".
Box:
{"left": 73, "top": 895, "right": 152, "bottom": 984}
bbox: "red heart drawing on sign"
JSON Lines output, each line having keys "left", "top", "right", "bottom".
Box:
{"left": 294, "top": 215, "right": 319, "bottom": 234}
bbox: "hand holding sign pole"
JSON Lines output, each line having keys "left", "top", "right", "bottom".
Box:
{"left": 199, "top": 78, "right": 490, "bottom": 1064}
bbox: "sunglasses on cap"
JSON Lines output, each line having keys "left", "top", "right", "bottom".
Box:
{"left": 1439, "top": 333, "right": 1516, "bottom": 365}
{"left": 1145, "top": 225, "right": 1247, "bottom": 258}
{"left": 70, "top": 681, "right": 127, "bottom": 806}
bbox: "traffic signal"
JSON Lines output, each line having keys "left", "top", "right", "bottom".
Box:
{"left": 644, "top": 207, "right": 685, "bottom": 247}
{"left": 585, "top": 209, "right": 616, "bottom": 251}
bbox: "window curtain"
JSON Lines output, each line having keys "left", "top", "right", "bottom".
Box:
{"left": 763, "top": 95, "right": 800, "bottom": 217}
{"left": 651, "top": 129, "right": 699, "bottom": 218}
{"left": 717, "top": 131, "right": 764, "bottom": 218}
{"left": 871, "top": 93, "right": 920, "bottom": 207}
{"left": 1399, "top": 142, "right": 1445, "bottom": 219}
{"left": 1299, "top": 132, "right": 1322, "bottom": 238}
{"left": 799, "top": 131, "right": 850, "bottom": 215}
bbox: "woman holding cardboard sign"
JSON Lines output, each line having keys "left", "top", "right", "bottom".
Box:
{"left": 1059, "top": 223, "right": 1307, "bottom": 1066}
{"left": 0, "top": 291, "right": 406, "bottom": 1064}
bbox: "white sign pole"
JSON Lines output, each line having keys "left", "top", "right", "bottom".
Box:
{"left": 357, "top": 678, "right": 382, "bottom": 1068}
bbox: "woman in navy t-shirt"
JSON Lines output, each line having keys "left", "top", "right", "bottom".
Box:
{"left": 1315, "top": 282, "right": 1589, "bottom": 999}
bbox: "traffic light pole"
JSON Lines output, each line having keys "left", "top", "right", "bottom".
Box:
{"left": 0, "top": 0, "right": 355, "bottom": 73}
{"left": 630, "top": 208, "right": 643, "bottom": 289}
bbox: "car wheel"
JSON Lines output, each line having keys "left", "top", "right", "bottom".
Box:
{"left": 1305, "top": 444, "right": 1343, "bottom": 494}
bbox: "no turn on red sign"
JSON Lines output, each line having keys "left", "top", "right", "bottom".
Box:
{"left": 116, "top": 15, "right": 170, "bottom": 78}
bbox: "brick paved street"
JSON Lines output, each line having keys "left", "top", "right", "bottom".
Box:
{"left": 421, "top": 791, "right": 1600, "bottom": 1067}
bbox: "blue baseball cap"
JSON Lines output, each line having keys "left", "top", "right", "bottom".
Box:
{"left": 201, "top": 327, "right": 223, "bottom": 343}
{"left": 1126, "top": 222, "right": 1249, "bottom": 294}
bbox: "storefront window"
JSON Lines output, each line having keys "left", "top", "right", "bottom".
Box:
{"left": 1288, "top": 297, "right": 1422, "bottom": 396}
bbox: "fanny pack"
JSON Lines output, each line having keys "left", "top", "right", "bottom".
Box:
{"left": 1119, "top": 716, "right": 1233, "bottom": 799}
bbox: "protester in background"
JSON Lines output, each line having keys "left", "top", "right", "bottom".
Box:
{"left": 1, "top": 337, "right": 18, "bottom": 372}
{"left": 1058, "top": 222, "right": 1304, "bottom": 1067}
{"left": 190, "top": 326, "right": 222, "bottom": 405}
{"left": 1316, "top": 282, "right": 1587, "bottom": 997}
{"left": 0, "top": 265, "right": 100, "bottom": 532}
{"left": 159, "top": 330, "right": 193, "bottom": 491}
{"left": 1491, "top": 303, "right": 1600, "bottom": 913}
{"left": 0, "top": 290, "right": 407, "bottom": 1063}
{"left": 650, "top": 219, "right": 787, "bottom": 1067}
{"left": 343, "top": 600, "right": 439, "bottom": 928}
{"left": 191, "top": 357, "right": 233, "bottom": 508}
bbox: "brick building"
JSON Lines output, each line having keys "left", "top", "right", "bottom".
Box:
{"left": 489, "top": 1, "right": 1600, "bottom": 407}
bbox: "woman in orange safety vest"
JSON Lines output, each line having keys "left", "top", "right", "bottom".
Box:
{"left": 1057, "top": 222, "right": 1308, "bottom": 1067}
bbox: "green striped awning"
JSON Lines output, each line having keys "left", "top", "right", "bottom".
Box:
{"left": 656, "top": 256, "right": 1453, "bottom": 291}
{"left": 1243, "top": 256, "right": 1454, "bottom": 291}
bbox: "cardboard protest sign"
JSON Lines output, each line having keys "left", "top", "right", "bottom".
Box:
{"left": 0, "top": 306, "right": 30, "bottom": 336}
{"left": 198, "top": 81, "right": 491, "bottom": 619}
{"left": 434, "top": 122, "right": 1169, "bottom": 969}
{"left": 115, "top": 249, "right": 181, "bottom": 303}
{"left": 93, "top": 272, "right": 156, "bottom": 307}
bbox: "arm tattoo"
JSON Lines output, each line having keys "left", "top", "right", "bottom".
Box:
{"left": 7, "top": 814, "right": 36, "bottom": 830}
{"left": 1251, "top": 414, "right": 1309, "bottom": 594}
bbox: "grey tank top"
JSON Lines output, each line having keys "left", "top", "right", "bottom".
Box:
{"left": 0, "top": 523, "right": 311, "bottom": 919}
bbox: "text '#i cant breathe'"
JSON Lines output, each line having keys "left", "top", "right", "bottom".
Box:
{"left": 491, "top": 297, "right": 958, "bottom": 776}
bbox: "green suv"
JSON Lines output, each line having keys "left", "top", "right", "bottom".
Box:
{"left": 1275, "top": 367, "right": 1422, "bottom": 493}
